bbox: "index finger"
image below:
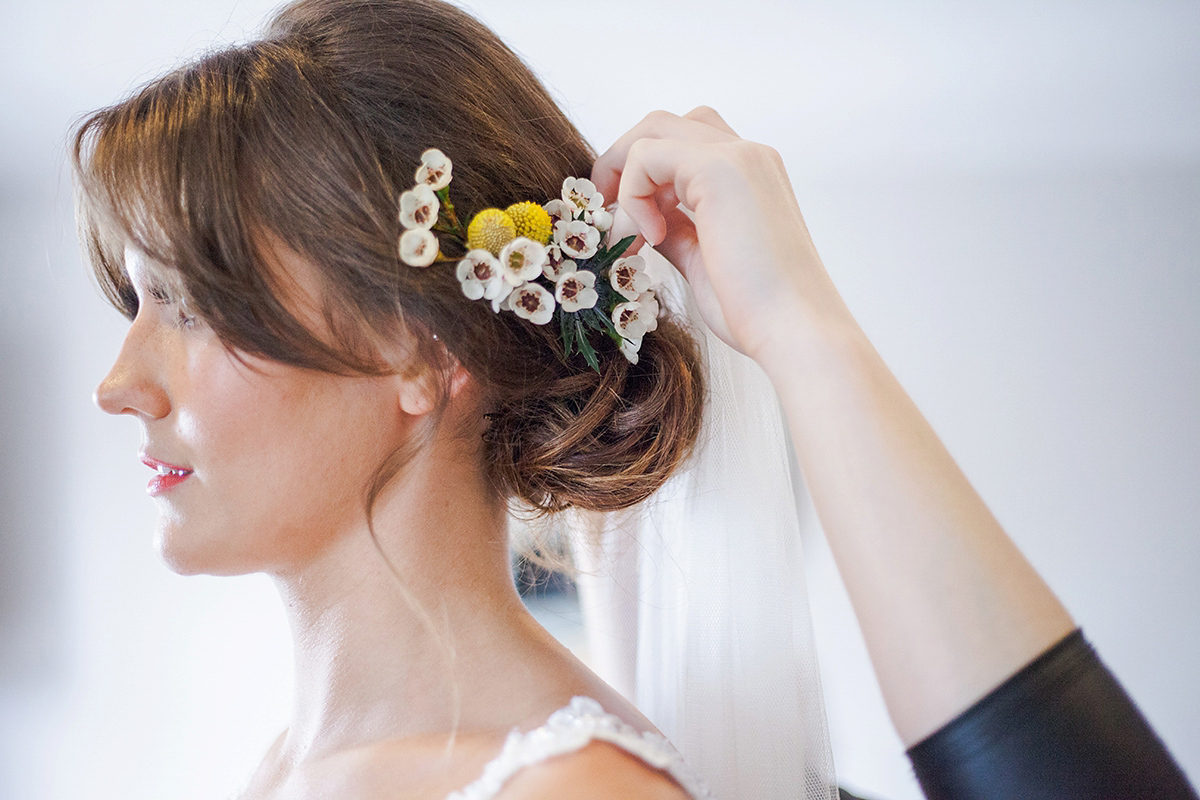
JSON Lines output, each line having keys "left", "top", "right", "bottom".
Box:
{"left": 590, "top": 108, "right": 738, "bottom": 206}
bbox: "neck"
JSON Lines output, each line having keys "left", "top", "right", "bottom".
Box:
{"left": 267, "top": 435, "right": 572, "bottom": 765}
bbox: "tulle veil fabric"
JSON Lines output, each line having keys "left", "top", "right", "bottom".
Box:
{"left": 564, "top": 246, "right": 839, "bottom": 799}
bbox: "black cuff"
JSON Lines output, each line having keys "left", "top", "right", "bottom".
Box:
{"left": 906, "top": 629, "right": 1197, "bottom": 800}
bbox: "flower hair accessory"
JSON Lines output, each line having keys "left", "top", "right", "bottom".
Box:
{"left": 397, "top": 148, "right": 659, "bottom": 368}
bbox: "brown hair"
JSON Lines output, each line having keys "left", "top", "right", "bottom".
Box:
{"left": 71, "top": 0, "right": 704, "bottom": 515}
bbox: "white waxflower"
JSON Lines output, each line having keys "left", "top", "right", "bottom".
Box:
{"left": 554, "top": 268, "right": 598, "bottom": 312}
{"left": 508, "top": 281, "right": 555, "bottom": 325}
{"left": 414, "top": 148, "right": 452, "bottom": 190}
{"left": 562, "top": 177, "right": 604, "bottom": 214}
{"left": 542, "top": 244, "right": 577, "bottom": 281}
{"left": 455, "top": 250, "right": 508, "bottom": 301}
{"left": 399, "top": 184, "right": 439, "bottom": 230}
{"left": 619, "top": 335, "right": 642, "bottom": 365}
{"left": 588, "top": 207, "right": 613, "bottom": 232}
{"left": 611, "top": 298, "right": 652, "bottom": 341}
{"left": 610, "top": 255, "right": 652, "bottom": 300}
{"left": 491, "top": 282, "right": 515, "bottom": 313}
{"left": 636, "top": 289, "right": 660, "bottom": 332}
{"left": 399, "top": 228, "right": 439, "bottom": 267}
{"left": 543, "top": 199, "right": 576, "bottom": 228}
{"left": 498, "top": 237, "right": 547, "bottom": 285}
{"left": 554, "top": 219, "right": 601, "bottom": 260}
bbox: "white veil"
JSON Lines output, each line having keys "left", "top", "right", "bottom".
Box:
{"left": 566, "top": 245, "right": 839, "bottom": 800}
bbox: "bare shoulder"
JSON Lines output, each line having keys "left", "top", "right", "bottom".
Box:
{"left": 252, "top": 731, "right": 506, "bottom": 800}
{"left": 494, "top": 740, "right": 693, "bottom": 800}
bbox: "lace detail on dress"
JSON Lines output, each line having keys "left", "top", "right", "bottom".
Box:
{"left": 444, "top": 696, "right": 713, "bottom": 800}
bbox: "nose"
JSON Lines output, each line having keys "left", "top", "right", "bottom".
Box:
{"left": 94, "top": 319, "right": 172, "bottom": 420}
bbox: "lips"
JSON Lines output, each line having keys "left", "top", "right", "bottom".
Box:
{"left": 139, "top": 454, "right": 194, "bottom": 496}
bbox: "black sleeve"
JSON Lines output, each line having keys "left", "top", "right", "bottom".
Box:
{"left": 906, "top": 629, "right": 1198, "bottom": 800}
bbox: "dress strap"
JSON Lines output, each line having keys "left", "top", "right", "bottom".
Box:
{"left": 444, "top": 696, "right": 713, "bottom": 800}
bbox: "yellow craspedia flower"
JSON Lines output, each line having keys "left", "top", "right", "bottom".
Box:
{"left": 467, "top": 208, "right": 516, "bottom": 256}
{"left": 504, "top": 201, "right": 553, "bottom": 245}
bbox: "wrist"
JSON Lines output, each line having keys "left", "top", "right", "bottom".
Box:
{"left": 750, "top": 287, "right": 872, "bottom": 395}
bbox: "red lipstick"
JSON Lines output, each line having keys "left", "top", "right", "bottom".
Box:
{"left": 140, "top": 454, "right": 194, "bottom": 496}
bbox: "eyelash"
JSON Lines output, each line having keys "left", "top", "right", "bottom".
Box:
{"left": 147, "top": 285, "right": 198, "bottom": 330}
{"left": 175, "top": 298, "right": 198, "bottom": 330}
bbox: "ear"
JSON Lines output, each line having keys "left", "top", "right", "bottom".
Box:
{"left": 446, "top": 359, "right": 471, "bottom": 398}
{"left": 396, "top": 351, "right": 472, "bottom": 417}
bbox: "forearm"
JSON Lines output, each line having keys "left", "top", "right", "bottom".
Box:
{"left": 908, "top": 630, "right": 1199, "bottom": 799}
{"left": 758, "top": 292, "right": 1075, "bottom": 746}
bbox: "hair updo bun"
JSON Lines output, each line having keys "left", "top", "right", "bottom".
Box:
{"left": 485, "top": 312, "right": 704, "bottom": 513}
{"left": 71, "top": 0, "right": 705, "bottom": 513}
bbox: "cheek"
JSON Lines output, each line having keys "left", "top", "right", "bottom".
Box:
{"left": 167, "top": 346, "right": 401, "bottom": 571}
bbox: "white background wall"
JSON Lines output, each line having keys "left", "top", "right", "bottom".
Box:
{"left": 0, "top": 2, "right": 1196, "bottom": 798}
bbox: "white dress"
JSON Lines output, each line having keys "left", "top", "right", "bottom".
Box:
{"left": 443, "top": 696, "right": 714, "bottom": 800}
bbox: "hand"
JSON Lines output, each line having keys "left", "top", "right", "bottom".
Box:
{"left": 591, "top": 107, "right": 841, "bottom": 363}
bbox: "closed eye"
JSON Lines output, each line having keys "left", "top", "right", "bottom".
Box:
{"left": 150, "top": 287, "right": 197, "bottom": 330}
{"left": 123, "top": 277, "right": 198, "bottom": 330}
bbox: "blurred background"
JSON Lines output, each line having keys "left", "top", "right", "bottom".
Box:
{"left": 0, "top": 1, "right": 1196, "bottom": 798}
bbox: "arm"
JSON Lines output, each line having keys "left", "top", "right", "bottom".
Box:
{"left": 591, "top": 106, "right": 1073, "bottom": 745}
{"left": 592, "top": 107, "right": 1198, "bottom": 799}
{"left": 756, "top": 258, "right": 1075, "bottom": 745}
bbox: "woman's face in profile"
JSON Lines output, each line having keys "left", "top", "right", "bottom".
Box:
{"left": 95, "top": 245, "right": 407, "bottom": 577}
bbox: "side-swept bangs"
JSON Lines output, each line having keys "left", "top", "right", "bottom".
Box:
{"left": 71, "top": 41, "right": 406, "bottom": 375}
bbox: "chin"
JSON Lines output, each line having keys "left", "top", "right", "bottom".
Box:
{"left": 153, "top": 523, "right": 260, "bottom": 577}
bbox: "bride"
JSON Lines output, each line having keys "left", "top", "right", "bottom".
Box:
{"left": 74, "top": 0, "right": 1196, "bottom": 799}
{"left": 77, "top": 0, "right": 721, "bottom": 796}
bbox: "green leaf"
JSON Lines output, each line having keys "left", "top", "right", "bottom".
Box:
{"left": 559, "top": 307, "right": 576, "bottom": 357}
{"left": 590, "top": 235, "right": 636, "bottom": 272}
{"left": 574, "top": 316, "right": 600, "bottom": 373}
{"left": 607, "top": 234, "right": 636, "bottom": 260}
{"left": 578, "top": 338, "right": 600, "bottom": 372}
{"left": 595, "top": 310, "right": 625, "bottom": 346}
{"left": 597, "top": 309, "right": 621, "bottom": 336}
{"left": 582, "top": 313, "right": 604, "bottom": 332}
